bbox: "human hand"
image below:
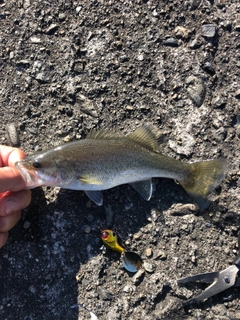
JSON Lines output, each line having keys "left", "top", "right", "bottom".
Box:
{"left": 0, "top": 146, "right": 31, "bottom": 248}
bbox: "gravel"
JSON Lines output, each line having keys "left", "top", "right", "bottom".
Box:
{"left": 0, "top": 1, "right": 240, "bottom": 319}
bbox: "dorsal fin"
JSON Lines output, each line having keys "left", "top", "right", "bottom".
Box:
{"left": 86, "top": 129, "right": 121, "bottom": 140}
{"left": 86, "top": 125, "right": 164, "bottom": 152}
{"left": 126, "top": 125, "right": 162, "bottom": 152}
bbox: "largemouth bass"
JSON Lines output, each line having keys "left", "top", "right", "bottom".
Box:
{"left": 15, "top": 126, "right": 228, "bottom": 210}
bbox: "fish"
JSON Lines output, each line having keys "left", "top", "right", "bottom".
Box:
{"left": 15, "top": 125, "right": 228, "bottom": 210}
{"left": 101, "top": 229, "right": 125, "bottom": 253}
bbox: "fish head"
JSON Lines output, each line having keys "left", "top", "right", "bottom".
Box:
{"left": 101, "top": 229, "right": 117, "bottom": 246}
{"left": 15, "top": 152, "right": 74, "bottom": 189}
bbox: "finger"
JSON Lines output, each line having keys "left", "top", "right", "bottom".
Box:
{"left": 0, "top": 232, "right": 8, "bottom": 248}
{"left": 0, "top": 190, "right": 31, "bottom": 216}
{"left": 0, "top": 167, "right": 27, "bottom": 193}
{"left": 0, "top": 146, "right": 26, "bottom": 167}
{"left": 0, "top": 211, "right": 21, "bottom": 233}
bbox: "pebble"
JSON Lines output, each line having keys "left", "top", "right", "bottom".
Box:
{"left": 84, "top": 226, "right": 91, "bottom": 233}
{"left": 137, "top": 53, "right": 144, "bottom": 61}
{"left": 211, "top": 95, "right": 226, "bottom": 108}
{"left": 98, "top": 288, "right": 113, "bottom": 301}
{"left": 213, "top": 127, "right": 226, "bottom": 142}
{"left": 143, "top": 262, "right": 155, "bottom": 273}
{"left": 174, "top": 26, "right": 191, "bottom": 39}
{"left": 76, "top": 6, "right": 82, "bottom": 14}
{"left": 152, "top": 9, "right": 159, "bottom": 17}
{"left": 46, "top": 24, "right": 59, "bottom": 35}
{"left": 35, "top": 72, "right": 51, "bottom": 83}
{"left": 77, "top": 94, "right": 98, "bottom": 118}
{"left": 23, "top": 0, "right": 30, "bottom": 8}
{"left": 235, "top": 89, "right": 240, "bottom": 98}
{"left": 202, "top": 62, "right": 215, "bottom": 75}
{"left": 189, "top": 0, "right": 201, "bottom": 10}
{"left": 236, "top": 125, "right": 240, "bottom": 139}
{"left": 86, "top": 214, "right": 94, "bottom": 223}
{"left": 131, "top": 268, "right": 145, "bottom": 285}
{"left": 145, "top": 248, "right": 153, "bottom": 258}
{"left": 23, "top": 221, "right": 31, "bottom": 229}
{"left": 59, "top": 13, "right": 67, "bottom": 21}
{"left": 16, "top": 60, "right": 30, "bottom": 66}
{"left": 202, "top": 24, "right": 217, "bottom": 38}
{"left": 189, "top": 38, "right": 202, "bottom": 49}
{"left": 6, "top": 123, "right": 20, "bottom": 147}
{"left": 30, "top": 36, "right": 41, "bottom": 43}
{"left": 123, "top": 285, "right": 135, "bottom": 293}
{"left": 133, "top": 233, "right": 141, "bottom": 240}
{"left": 185, "top": 75, "right": 206, "bottom": 107}
{"left": 162, "top": 38, "right": 179, "bottom": 47}
{"left": 153, "top": 250, "right": 167, "bottom": 260}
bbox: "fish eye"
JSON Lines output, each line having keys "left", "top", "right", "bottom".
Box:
{"left": 112, "top": 232, "right": 116, "bottom": 237}
{"left": 101, "top": 231, "right": 109, "bottom": 239}
{"left": 32, "top": 161, "right": 42, "bottom": 169}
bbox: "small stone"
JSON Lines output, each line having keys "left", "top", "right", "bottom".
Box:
{"left": 189, "top": 0, "right": 201, "bottom": 10}
{"left": 23, "top": 0, "right": 30, "bottom": 8}
{"left": 234, "top": 24, "right": 240, "bottom": 32}
{"left": 189, "top": 38, "right": 202, "bottom": 49}
{"left": 35, "top": 72, "right": 51, "bottom": 83}
{"left": 143, "top": 262, "right": 155, "bottom": 273}
{"left": 236, "top": 125, "right": 240, "bottom": 139}
{"left": 137, "top": 53, "right": 144, "bottom": 61}
{"left": 63, "top": 135, "right": 73, "bottom": 142}
{"left": 202, "top": 24, "right": 217, "bottom": 38}
{"left": 59, "top": 13, "right": 67, "bottom": 21}
{"left": 84, "top": 226, "right": 91, "bottom": 233}
{"left": 185, "top": 75, "right": 206, "bottom": 107}
{"left": 235, "top": 89, "right": 240, "bottom": 98}
{"left": 30, "top": 36, "right": 41, "bottom": 43}
{"left": 174, "top": 26, "right": 191, "bottom": 39}
{"left": 76, "top": 6, "right": 82, "bottom": 14}
{"left": 23, "top": 221, "right": 31, "bottom": 229}
{"left": 16, "top": 60, "right": 30, "bottom": 66}
{"left": 132, "top": 268, "right": 145, "bottom": 285}
{"left": 202, "top": 62, "right": 215, "bottom": 75}
{"left": 133, "top": 233, "right": 141, "bottom": 240}
{"left": 86, "top": 214, "right": 94, "bottom": 223}
{"left": 123, "top": 285, "right": 135, "bottom": 293}
{"left": 77, "top": 94, "right": 98, "bottom": 118}
{"left": 211, "top": 95, "right": 226, "bottom": 109}
{"left": 98, "top": 288, "right": 113, "bottom": 301}
{"left": 6, "top": 123, "right": 20, "bottom": 147}
{"left": 162, "top": 38, "right": 179, "bottom": 47}
{"left": 145, "top": 248, "right": 153, "bottom": 258}
{"left": 46, "top": 24, "right": 59, "bottom": 35}
{"left": 153, "top": 250, "right": 167, "bottom": 260}
{"left": 213, "top": 127, "right": 226, "bottom": 142}
{"left": 152, "top": 9, "right": 159, "bottom": 17}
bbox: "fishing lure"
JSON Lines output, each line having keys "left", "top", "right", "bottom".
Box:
{"left": 101, "top": 229, "right": 143, "bottom": 272}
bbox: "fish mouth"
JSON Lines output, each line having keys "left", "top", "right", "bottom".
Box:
{"left": 15, "top": 161, "right": 41, "bottom": 188}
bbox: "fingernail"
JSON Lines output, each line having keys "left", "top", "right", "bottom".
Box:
{"left": 4, "top": 198, "right": 17, "bottom": 215}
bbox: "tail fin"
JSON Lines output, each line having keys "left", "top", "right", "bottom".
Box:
{"left": 179, "top": 158, "right": 228, "bottom": 211}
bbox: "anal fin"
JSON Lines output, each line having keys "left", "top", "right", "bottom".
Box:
{"left": 84, "top": 191, "right": 103, "bottom": 206}
{"left": 130, "top": 179, "right": 152, "bottom": 201}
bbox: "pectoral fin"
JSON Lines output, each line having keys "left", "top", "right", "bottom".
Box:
{"left": 130, "top": 179, "right": 152, "bottom": 201}
{"left": 79, "top": 176, "right": 103, "bottom": 185}
{"left": 84, "top": 191, "right": 103, "bottom": 206}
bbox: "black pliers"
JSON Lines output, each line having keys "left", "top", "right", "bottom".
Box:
{"left": 178, "top": 232, "right": 240, "bottom": 307}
